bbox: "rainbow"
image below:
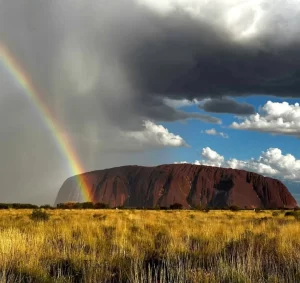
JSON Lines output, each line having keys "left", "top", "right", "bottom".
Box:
{"left": 0, "top": 43, "right": 94, "bottom": 203}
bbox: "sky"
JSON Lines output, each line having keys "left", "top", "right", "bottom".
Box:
{"left": 1, "top": 0, "right": 300, "bottom": 205}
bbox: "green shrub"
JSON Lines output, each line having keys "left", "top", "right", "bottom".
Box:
{"left": 57, "top": 202, "right": 77, "bottom": 209}
{"left": 56, "top": 203, "right": 65, "bottom": 209}
{"left": 194, "top": 204, "right": 205, "bottom": 210}
{"left": 39, "top": 204, "right": 53, "bottom": 209}
{"left": 159, "top": 206, "right": 168, "bottom": 210}
{"left": 94, "top": 202, "right": 109, "bottom": 209}
{"left": 229, "top": 205, "right": 240, "bottom": 211}
{"left": 0, "top": 203, "right": 9, "bottom": 209}
{"left": 284, "top": 211, "right": 300, "bottom": 220}
{"left": 170, "top": 203, "right": 183, "bottom": 210}
{"left": 11, "top": 203, "right": 39, "bottom": 209}
{"left": 80, "top": 202, "right": 94, "bottom": 209}
{"left": 30, "top": 209, "right": 50, "bottom": 222}
{"left": 73, "top": 202, "right": 83, "bottom": 209}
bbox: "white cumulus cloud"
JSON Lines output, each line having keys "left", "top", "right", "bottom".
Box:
{"left": 122, "top": 120, "right": 188, "bottom": 149}
{"left": 202, "top": 128, "right": 229, "bottom": 138}
{"left": 176, "top": 146, "right": 300, "bottom": 181}
{"left": 231, "top": 101, "right": 300, "bottom": 137}
{"left": 194, "top": 147, "right": 225, "bottom": 167}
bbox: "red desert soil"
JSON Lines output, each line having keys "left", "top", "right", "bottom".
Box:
{"left": 55, "top": 164, "right": 297, "bottom": 209}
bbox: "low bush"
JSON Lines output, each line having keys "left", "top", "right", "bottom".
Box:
{"left": 159, "top": 206, "right": 168, "bottom": 210}
{"left": 0, "top": 203, "right": 10, "bottom": 209}
{"left": 284, "top": 211, "right": 300, "bottom": 220}
{"left": 94, "top": 202, "right": 109, "bottom": 209}
{"left": 0, "top": 203, "right": 39, "bottom": 209}
{"left": 193, "top": 205, "right": 205, "bottom": 210}
{"left": 30, "top": 209, "right": 50, "bottom": 222}
{"left": 229, "top": 205, "right": 240, "bottom": 211}
{"left": 40, "top": 204, "right": 53, "bottom": 209}
{"left": 170, "top": 203, "right": 183, "bottom": 210}
{"left": 57, "top": 202, "right": 78, "bottom": 209}
{"left": 79, "top": 202, "right": 94, "bottom": 209}
{"left": 285, "top": 211, "right": 296, "bottom": 217}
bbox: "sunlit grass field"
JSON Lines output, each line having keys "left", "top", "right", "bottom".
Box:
{"left": 0, "top": 209, "right": 300, "bottom": 282}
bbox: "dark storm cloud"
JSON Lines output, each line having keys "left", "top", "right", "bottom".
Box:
{"left": 199, "top": 97, "right": 255, "bottom": 115}
{"left": 2, "top": 0, "right": 300, "bottom": 130}
{"left": 124, "top": 13, "right": 300, "bottom": 99}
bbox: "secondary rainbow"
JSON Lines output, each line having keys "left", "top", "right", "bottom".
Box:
{"left": 0, "top": 43, "right": 94, "bottom": 203}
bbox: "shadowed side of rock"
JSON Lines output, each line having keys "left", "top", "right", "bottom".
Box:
{"left": 55, "top": 164, "right": 297, "bottom": 209}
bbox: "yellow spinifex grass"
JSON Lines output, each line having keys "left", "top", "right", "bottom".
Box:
{"left": 0, "top": 209, "right": 299, "bottom": 282}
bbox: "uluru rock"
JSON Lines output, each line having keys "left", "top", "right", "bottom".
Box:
{"left": 55, "top": 164, "right": 297, "bottom": 209}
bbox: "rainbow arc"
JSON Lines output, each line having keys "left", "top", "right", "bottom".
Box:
{"left": 0, "top": 43, "right": 94, "bottom": 203}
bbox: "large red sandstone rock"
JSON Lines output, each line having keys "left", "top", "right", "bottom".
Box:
{"left": 55, "top": 164, "right": 297, "bottom": 209}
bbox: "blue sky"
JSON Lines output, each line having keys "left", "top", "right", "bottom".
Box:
{"left": 160, "top": 96, "right": 300, "bottom": 203}
{"left": 163, "top": 96, "right": 300, "bottom": 162}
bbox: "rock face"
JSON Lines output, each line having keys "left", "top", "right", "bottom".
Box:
{"left": 55, "top": 164, "right": 297, "bottom": 209}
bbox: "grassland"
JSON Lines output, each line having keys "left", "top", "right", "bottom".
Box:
{"left": 0, "top": 209, "right": 300, "bottom": 282}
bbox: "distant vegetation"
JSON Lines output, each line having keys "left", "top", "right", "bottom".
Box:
{"left": 1, "top": 209, "right": 300, "bottom": 282}
{"left": 0, "top": 202, "right": 299, "bottom": 211}
{"left": 0, "top": 203, "right": 39, "bottom": 209}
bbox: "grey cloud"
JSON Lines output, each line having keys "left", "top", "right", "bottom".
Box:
{"left": 199, "top": 97, "right": 255, "bottom": 115}
{"left": 121, "top": 1, "right": 300, "bottom": 100}
{"left": 133, "top": 96, "right": 221, "bottom": 124}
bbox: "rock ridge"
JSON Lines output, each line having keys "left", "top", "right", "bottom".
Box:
{"left": 55, "top": 164, "right": 297, "bottom": 209}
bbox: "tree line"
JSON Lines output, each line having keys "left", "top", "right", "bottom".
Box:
{"left": 0, "top": 202, "right": 297, "bottom": 210}
{"left": 0, "top": 202, "right": 186, "bottom": 210}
